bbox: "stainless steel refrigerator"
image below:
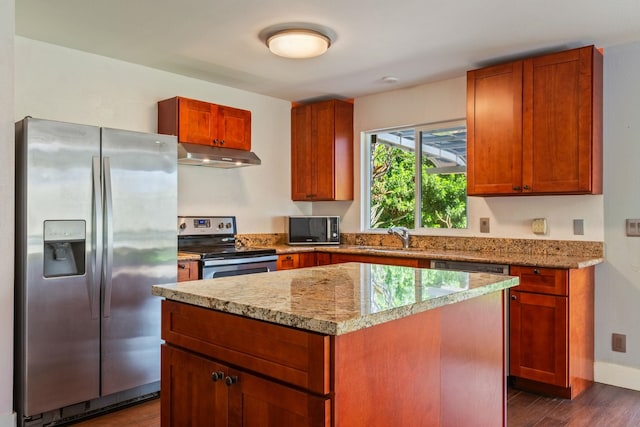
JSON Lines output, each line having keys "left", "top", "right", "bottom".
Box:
{"left": 14, "top": 117, "right": 177, "bottom": 426}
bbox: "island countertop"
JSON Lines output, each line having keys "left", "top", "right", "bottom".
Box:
{"left": 152, "top": 262, "right": 518, "bottom": 335}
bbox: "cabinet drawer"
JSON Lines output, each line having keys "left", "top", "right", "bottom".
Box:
{"left": 162, "top": 300, "right": 330, "bottom": 394}
{"left": 510, "top": 266, "right": 568, "bottom": 296}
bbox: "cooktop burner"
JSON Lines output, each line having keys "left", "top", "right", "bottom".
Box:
{"left": 179, "top": 245, "right": 276, "bottom": 260}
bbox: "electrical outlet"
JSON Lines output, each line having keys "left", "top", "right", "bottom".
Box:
{"left": 612, "top": 333, "right": 627, "bottom": 353}
{"left": 573, "top": 219, "right": 584, "bottom": 235}
{"left": 480, "top": 218, "right": 490, "bottom": 233}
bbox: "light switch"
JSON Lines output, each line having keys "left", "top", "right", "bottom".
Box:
{"left": 480, "top": 218, "right": 490, "bottom": 233}
{"left": 532, "top": 218, "right": 547, "bottom": 235}
{"left": 626, "top": 219, "right": 640, "bottom": 236}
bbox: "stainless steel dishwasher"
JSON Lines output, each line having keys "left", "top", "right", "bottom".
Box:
{"left": 429, "top": 259, "right": 509, "bottom": 275}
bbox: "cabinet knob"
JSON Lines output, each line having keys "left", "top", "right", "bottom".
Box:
{"left": 225, "top": 375, "right": 238, "bottom": 386}
{"left": 219, "top": 140, "right": 225, "bottom": 146}
{"left": 286, "top": 255, "right": 292, "bottom": 260}
{"left": 211, "top": 371, "right": 225, "bottom": 382}
{"left": 511, "top": 294, "right": 517, "bottom": 300}
{"left": 178, "top": 263, "right": 186, "bottom": 269}
{"left": 523, "top": 185, "right": 530, "bottom": 190}
{"left": 512, "top": 186, "right": 521, "bottom": 191}
{"left": 533, "top": 268, "right": 540, "bottom": 275}
{"left": 213, "top": 139, "right": 219, "bottom": 144}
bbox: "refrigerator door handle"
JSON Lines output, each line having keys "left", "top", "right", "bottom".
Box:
{"left": 91, "top": 156, "right": 102, "bottom": 319}
{"left": 102, "top": 157, "right": 114, "bottom": 318}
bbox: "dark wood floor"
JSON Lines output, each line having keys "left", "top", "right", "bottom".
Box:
{"left": 507, "top": 383, "right": 640, "bottom": 426}
{"left": 70, "top": 382, "right": 640, "bottom": 426}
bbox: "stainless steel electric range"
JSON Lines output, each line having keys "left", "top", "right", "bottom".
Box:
{"left": 178, "top": 216, "right": 277, "bottom": 279}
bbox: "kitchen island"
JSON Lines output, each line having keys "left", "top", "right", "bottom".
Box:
{"left": 153, "top": 262, "right": 518, "bottom": 427}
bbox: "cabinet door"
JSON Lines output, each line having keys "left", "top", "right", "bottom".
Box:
{"left": 467, "top": 61, "right": 523, "bottom": 195}
{"left": 509, "top": 290, "right": 568, "bottom": 387}
{"left": 330, "top": 253, "right": 422, "bottom": 267}
{"left": 291, "top": 104, "right": 314, "bottom": 200}
{"left": 291, "top": 100, "right": 353, "bottom": 201}
{"left": 161, "top": 345, "right": 229, "bottom": 427}
{"left": 227, "top": 367, "right": 330, "bottom": 427}
{"left": 312, "top": 101, "right": 337, "bottom": 200}
{"left": 178, "top": 97, "right": 219, "bottom": 146}
{"left": 277, "top": 254, "right": 299, "bottom": 270}
{"left": 177, "top": 260, "right": 199, "bottom": 281}
{"left": 217, "top": 106, "right": 251, "bottom": 150}
{"left": 316, "top": 253, "right": 332, "bottom": 266}
{"left": 299, "top": 252, "right": 317, "bottom": 268}
{"left": 523, "top": 46, "right": 602, "bottom": 194}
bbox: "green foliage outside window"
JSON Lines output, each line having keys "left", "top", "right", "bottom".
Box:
{"left": 370, "top": 142, "right": 467, "bottom": 229}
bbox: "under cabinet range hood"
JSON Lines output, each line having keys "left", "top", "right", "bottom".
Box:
{"left": 177, "top": 142, "right": 261, "bottom": 168}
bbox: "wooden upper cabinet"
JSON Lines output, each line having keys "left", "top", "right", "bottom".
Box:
{"left": 467, "top": 61, "right": 524, "bottom": 195}
{"left": 158, "top": 96, "right": 251, "bottom": 151}
{"left": 291, "top": 99, "right": 354, "bottom": 201}
{"left": 467, "top": 45, "right": 603, "bottom": 196}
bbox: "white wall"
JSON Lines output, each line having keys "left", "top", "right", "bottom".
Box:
{"left": 0, "top": 0, "right": 15, "bottom": 424}
{"left": 14, "top": 37, "right": 305, "bottom": 234}
{"left": 593, "top": 40, "right": 640, "bottom": 390}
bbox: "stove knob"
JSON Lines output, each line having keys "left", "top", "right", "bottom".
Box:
{"left": 179, "top": 223, "right": 186, "bottom": 230}
{"left": 225, "top": 222, "right": 232, "bottom": 229}
{"left": 218, "top": 222, "right": 225, "bottom": 229}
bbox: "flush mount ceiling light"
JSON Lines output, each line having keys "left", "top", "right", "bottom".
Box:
{"left": 266, "top": 28, "right": 331, "bottom": 59}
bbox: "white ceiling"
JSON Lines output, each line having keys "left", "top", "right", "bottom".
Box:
{"left": 15, "top": 0, "right": 640, "bottom": 102}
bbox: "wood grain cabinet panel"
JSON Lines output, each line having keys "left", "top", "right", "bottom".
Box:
{"left": 162, "top": 345, "right": 329, "bottom": 427}
{"left": 161, "top": 296, "right": 505, "bottom": 426}
{"left": 330, "top": 253, "right": 429, "bottom": 268}
{"left": 467, "top": 45, "right": 602, "bottom": 196}
{"left": 177, "top": 260, "right": 199, "bottom": 282}
{"left": 158, "top": 96, "right": 251, "bottom": 150}
{"left": 277, "top": 253, "right": 317, "bottom": 270}
{"left": 509, "top": 266, "right": 594, "bottom": 399}
{"left": 291, "top": 100, "right": 353, "bottom": 201}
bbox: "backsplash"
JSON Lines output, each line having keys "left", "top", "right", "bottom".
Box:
{"left": 238, "top": 232, "right": 603, "bottom": 258}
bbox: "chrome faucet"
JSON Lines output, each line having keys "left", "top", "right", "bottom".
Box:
{"left": 387, "top": 226, "right": 410, "bottom": 248}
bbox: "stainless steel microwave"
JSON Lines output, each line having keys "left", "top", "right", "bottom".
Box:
{"left": 287, "top": 216, "right": 340, "bottom": 245}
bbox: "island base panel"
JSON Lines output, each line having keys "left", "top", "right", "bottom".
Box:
{"left": 333, "top": 291, "right": 505, "bottom": 427}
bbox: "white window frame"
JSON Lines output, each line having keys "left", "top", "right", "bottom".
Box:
{"left": 363, "top": 118, "right": 467, "bottom": 231}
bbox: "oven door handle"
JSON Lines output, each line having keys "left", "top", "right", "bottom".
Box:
{"left": 202, "top": 255, "right": 278, "bottom": 267}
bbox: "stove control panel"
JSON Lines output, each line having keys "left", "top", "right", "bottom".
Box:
{"left": 178, "top": 216, "right": 237, "bottom": 236}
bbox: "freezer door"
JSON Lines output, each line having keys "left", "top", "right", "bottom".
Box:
{"left": 100, "top": 128, "right": 177, "bottom": 395}
{"left": 15, "top": 118, "right": 101, "bottom": 416}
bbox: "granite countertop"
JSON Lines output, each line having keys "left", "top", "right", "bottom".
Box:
{"left": 178, "top": 252, "right": 201, "bottom": 261}
{"left": 153, "top": 262, "right": 518, "bottom": 336}
{"left": 272, "top": 244, "right": 603, "bottom": 269}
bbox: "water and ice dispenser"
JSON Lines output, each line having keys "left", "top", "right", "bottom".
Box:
{"left": 43, "top": 220, "right": 86, "bottom": 277}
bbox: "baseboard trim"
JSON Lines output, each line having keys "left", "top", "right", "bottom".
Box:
{"left": 594, "top": 361, "right": 640, "bottom": 391}
{"left": 0, "top": 411, "right": 16, "bottom": 427}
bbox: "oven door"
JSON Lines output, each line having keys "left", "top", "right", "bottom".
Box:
{"left": 202, "top": 255, "right": 278, "bottom": 279}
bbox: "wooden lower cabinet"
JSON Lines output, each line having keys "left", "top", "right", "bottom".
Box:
{"left": 161, "top": 345, "right": 229, "bottom": 427}
{"left": 162, "top": 345, "right": 328, "bottom": 427}
{"left": 161, "top": 296, "right": 505, "bottom": 426}
{"left": 509, "top": 266, "right": 594, "bottom": 399}
{"left": 329, "top": 252, "right": 429, "bottom": 267}
{"left": 177, "top": 260, "right": 199, "bottom": 281}
{"left": 277, "top": 253, "right": 317, "bottom": 270}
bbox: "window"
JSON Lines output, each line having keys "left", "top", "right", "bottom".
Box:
{"left": 366, "top": 120, "right": 467, "bottom": 230}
